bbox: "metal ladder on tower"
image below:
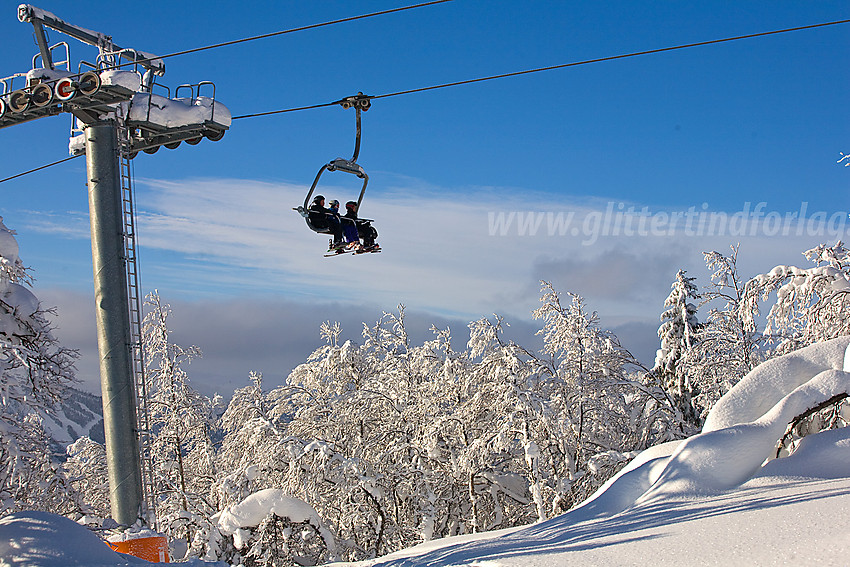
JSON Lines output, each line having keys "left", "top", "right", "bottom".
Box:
{"left": 117, "top": 116, "right": 158, "bottom": 530}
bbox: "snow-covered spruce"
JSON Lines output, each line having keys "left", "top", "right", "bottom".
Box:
{"left": 654, "top": 269, "right": 701, "bottom": 428}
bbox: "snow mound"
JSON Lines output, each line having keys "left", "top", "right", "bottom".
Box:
{"left": 0, "top": 511, "right": 226, "bottom": 567}
{"left": 640, "top": 367, "right": 850, "bottom": 500}
{"left": 703, "top": 336, "right": 850, "bottom": 432}
{"left": 755, "top": 425, "right": 850, "bottom": 480}
{"left": 0, "top": 511, "right": 147, "bottom": 567}
{"left": 554, "top": 440, "right": 681, "bottom": 521}
{"left": 598, "top": 339, "right": 850, "bottom": 504}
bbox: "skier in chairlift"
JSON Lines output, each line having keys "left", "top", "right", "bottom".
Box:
{"left": 328, "top": 200, "right": 359, "bottom": 250}
{"left": 344, "top": 201, "right": 379, "bottom": 250}
{"left": 308, "top": 195, "right": 344, "bottom": 249}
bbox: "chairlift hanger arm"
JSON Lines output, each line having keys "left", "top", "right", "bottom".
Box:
{"left": 17, "top": 4, "right": 166, "bottom": 76}
{"left": 338, "top": 92, "right": 371, "bottom": 162}
{"left": 298, "top": 92, "right": 372, "bottom": 228}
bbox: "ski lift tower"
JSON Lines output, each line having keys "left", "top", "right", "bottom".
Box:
{"left": 3, "top": 5, "right": 231, "bottom": 528}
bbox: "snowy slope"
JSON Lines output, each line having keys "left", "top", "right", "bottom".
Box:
{"left": 358, "top": 428, "right": 850, "bottom": 567}
{"left": 40, "top": 387, "right": 105, "bottom": 450}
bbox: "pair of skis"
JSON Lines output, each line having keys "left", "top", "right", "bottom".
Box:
{"left": 324, "top": 242, "right": 382, "bottom": 257}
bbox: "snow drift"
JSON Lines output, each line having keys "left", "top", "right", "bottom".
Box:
{"left": 703, "top": 336, "right": 850, "bottom": 432}
{"left": 0, "top": 511, "right": 149, "bottom": 567}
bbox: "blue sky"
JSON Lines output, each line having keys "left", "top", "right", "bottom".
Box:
{"left": 0, "top": 1, "right": 848, "bottom": 395}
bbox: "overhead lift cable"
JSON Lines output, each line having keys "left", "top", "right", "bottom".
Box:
{"left": 113, "top": 0, "right": 454, "bottom": 71}
{"left": 232, "top": 17, "right": 850, "bottom": 120}
{"left": 0, "top": 154, "right": 81, "bottom": 183}
{"left": 4, "top": 16, "right": 848, "bottom": 183}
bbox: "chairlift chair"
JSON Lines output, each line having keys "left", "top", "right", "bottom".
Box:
{"left": 296, "top": 93, "right": 372, "bottom": 234}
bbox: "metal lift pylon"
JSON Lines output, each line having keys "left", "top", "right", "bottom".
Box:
{"left": 16, "top": 4, "right": 157, "bottom": 530}
{"left": 84, "top": 119, "right": 145, "bottom": 528}
{"left": 4, "top": 5, "right": 230, "bottom": 530}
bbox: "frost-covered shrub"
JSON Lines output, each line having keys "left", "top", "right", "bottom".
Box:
{"left": 215, "top": 489, "right": 334, "bottom": 567}
{"left": 142, "top": 291, "right": 219, "bottom": 553}
{"left": 63, "top": 436, "right": 110, "bottom": 521}
{"left": 743, "top": 241, "right": 850, "bottom": 352}
{"left": 686, "top": 246, "right": 764, "bottom": 420}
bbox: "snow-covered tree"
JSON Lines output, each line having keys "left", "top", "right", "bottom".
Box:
{"left": 278, "top": 312, "right": 450, "bottom": 558}
{"left": 63, "top": 436, "right": 110, "bottom": 521}
{"left": 742, "top": 241, "right": 850, "bottom": 353}
{"left": 678, "top": 246, "right": 764, "bottom": 420}
{"left": 182, "top": 282, "right": 688, "bottom": 562}
{"left": 205, "top": 372, "right": 301, "bottom": 562}
{"left": 532, "top": 282, "right": 677, "bottom": 506}
{"left": 216, "top": 372, "right": 281, "bottom": 506}
{"left": 142, "top": 291, "right": 218, "bottom": 556}
{"left": 654, "top": 270, "right": 702, "bottom": 427}
{"left": 0, "top": 218, "right": 78, "bottom": 517}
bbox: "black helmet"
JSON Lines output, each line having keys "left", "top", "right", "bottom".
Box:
{"left": 313, "top": 195, "right": 325, "bottom": 203}
{"left": 345, "top": 201, "right": 357, "bottom": 210}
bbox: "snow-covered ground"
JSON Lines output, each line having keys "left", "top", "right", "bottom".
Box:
{"left": 357, "top": 429, "right": 850, "bottom": 567}
{"left": 1, "top": 338, "right": 848, "bottom": 566}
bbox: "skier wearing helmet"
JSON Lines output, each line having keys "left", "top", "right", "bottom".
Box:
{"left": 344, "top": 201, "right": 379, "bottom": 250}
{"left": 340, "top": 201, "right": 360, "bottom": 246}
{"left": 308, "top": 195, "right": 344, "bottom": 248}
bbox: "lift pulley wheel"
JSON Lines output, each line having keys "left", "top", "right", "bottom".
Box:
{"left": 340, "top": 93, "right": 371, "bottom": 111}
{"left": 0, "top": 98, "right": 5, "bottom": 120}
{"left": 78, "top": 71, "right": 101, "bottom": 96}
{"left": 54, "top": 77, "right": 76, "bottom": 101}
{"left": 30, "top": 83, "right": 53, "bottom": 107}
{"left": 8, "top": 90, "right": 29, "bottom": 113}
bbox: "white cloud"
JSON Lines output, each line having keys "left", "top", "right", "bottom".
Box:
{"left": 16, "top": 176, "right": 833, "bottom": 328}
{"left": 16, "top": 210, "right": 90, "bottom": 239}
{"left": 22, "top": 176, "right": 850, "bottom": 397}
{"left": 133, "top": 177, "right": 549, "bottom": 319}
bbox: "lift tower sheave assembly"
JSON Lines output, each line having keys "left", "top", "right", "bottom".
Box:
{"left": 4, "top": 5, "right": 231, "bottom": 529}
